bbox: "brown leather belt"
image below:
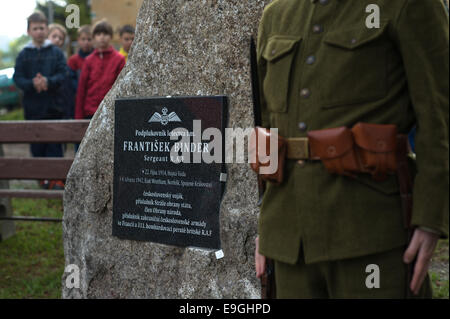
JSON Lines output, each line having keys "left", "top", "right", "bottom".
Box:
{"left": 286, "top": 135, "right": 412, "bottom": 161}
{"left": 251, "top": 124, "right": 412, "bottom": 186}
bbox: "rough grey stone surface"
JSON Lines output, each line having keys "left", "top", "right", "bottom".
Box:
{"left": 62, "top": 0, "right": 270, "bottom": 298}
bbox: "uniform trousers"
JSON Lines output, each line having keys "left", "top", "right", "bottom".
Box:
{"left": 275, "top": 245, "right": 432, "bottom": 299}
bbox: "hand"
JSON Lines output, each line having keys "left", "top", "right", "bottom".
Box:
{"left": 32, "top": 74, "right": 43, "bottom": 93}
{"left": 403, "top": 228, "right": 439, "bottom": 295}
{"left": 255, "top": 236, "right": 266, "bottom": 278}
{"left": 36, "top": 73, "right": 48, "bottom": 92}
{"left": 40, "top": 74, "right": 48, "bottom": 91}
{"left": 32, "top": 73, "right": 48, "bottom": 93}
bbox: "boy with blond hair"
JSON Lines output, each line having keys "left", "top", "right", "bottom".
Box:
{"left": 48, "top": 23, "right": 67, "bottom": 51}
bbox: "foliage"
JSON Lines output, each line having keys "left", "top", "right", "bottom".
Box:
{"left": 0, "top": 51, "right": 6, "bottom": 69}
{"left": 0, "top": 1, "right": 92, "bottom": 67}
{"left": 0, "top": 35, "right": 30, "bottom": 69}
{"left": 36, "top": 0, "right": 91, "bottom": 49}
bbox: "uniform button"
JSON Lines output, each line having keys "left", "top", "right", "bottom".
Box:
{"left": 297, "top": 160, "right": 306, "bottom": 168}
{"left": 298, "top": 122, "right": 307, "bottom": 132}
{"left": 300, "top": 88, "right": 311, "bottom": 98}
{"left": 271, "top": 49, "right": 276, "bottom": 56}
{"left": 351, "top": 38, "right": 357, "bottom": 45}
{"left": 319, "top": 0, "right": 329, "bottom": 5}
{"left": 313, "top": 24, "right": 324, "bottom": 34}
{"left": 306, "top": 55, "right": 316, "bottom": 65}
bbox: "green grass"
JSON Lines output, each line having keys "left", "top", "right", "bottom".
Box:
{"left": 435, "top": 239, "right": 449, "bottom": 262}
{"left": 0, "top": 107, "right": 24, "bottom": 121}
{"left": 430, "top": 239, "right": 449, "bottom": 299}
{"left": 431, "top": 271, "right": 449, "bottom": 299}
{"left": 0, "top": 197, "right": 64, "bottom": 299}
{"left": 0, "top": 108, "right": 64, "bottom": 298}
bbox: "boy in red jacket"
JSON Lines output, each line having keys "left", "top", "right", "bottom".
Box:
{"left": 68, "top": 25, "right": 93, "bottom": 79}
{"left": 75, "top": 20, "right": 125, "bottom": 119}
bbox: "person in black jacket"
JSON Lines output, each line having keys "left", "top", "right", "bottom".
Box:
{"left": 13, "top": 11, "right": 67, "bottom": 189}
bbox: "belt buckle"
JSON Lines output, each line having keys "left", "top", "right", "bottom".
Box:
{"left": 287, "top": 138, "right": 309, "bottom": 160}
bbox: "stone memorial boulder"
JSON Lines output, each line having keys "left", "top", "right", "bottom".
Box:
{"left": 62, "top": 0, "right": 270, "bottom": 298}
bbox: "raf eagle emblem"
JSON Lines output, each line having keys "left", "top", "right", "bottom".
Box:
{"left": 148, "top": 107, "right": 181, "bottom": 126}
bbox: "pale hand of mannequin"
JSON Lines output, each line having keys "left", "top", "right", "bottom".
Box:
{"left": 255, "top": 236, "right": 266, "bottom": 278}
{"left": 403, "top": 228, "right": 440, "bottom": 295}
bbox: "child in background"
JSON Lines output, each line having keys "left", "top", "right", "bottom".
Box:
{"left": 48, "top": 23, "right": 67, "bottom": 53}
{"left": 75, "top": 20, "right": 125, "bottom": 120}
{"left": 118, "top": 25, "right": 135, "bottom": 62}
{"left": 68, "top": 26, "right": 93, "bottom": 153}
{"left": 68, "top": 25, "right": 93, "bottom": 82}
{"left": 48, "top": 23, "right": 76, "bottom": 120}
{"left": 13, "top": 11, "right": 67, "bottom": 190}
{"left": 47, "top": 23, "right": 72, "bottom": 189}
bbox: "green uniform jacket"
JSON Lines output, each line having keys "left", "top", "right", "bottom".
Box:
{"left": 257, "top": 0, "right": 449, "bottom": 265}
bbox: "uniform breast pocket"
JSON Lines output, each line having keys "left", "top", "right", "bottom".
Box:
{"left": 262, "top": 36, "right": 301, "bottom": 113}
{"left": 320, "top": 25, "right": 389, "bottom": 109}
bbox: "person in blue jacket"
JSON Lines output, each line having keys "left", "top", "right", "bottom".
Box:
{"left": 13, "top": 11, "right": 67, "bottom": 189}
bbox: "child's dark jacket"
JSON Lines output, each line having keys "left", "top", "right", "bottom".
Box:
{"left": 13, "top": 40, "right": 67, "bottom": 120}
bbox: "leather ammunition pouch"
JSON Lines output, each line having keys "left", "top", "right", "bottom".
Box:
{"left": 308, "top": 123, "right": 400, "bottom": 181}
{"left": 351, "top": 123, "right": 398, "bottom": 181}
{"left": 249, "top": 127, "right": 287, "bottom": 185}
{"left": 308, "top": 126, "right": 360, "bottom": 177}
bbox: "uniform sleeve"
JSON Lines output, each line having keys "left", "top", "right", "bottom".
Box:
{"left": 75, "top": 61, "right": 90, "bottom": 120}
{"left": 393, "top": 0, "right": 449, "bottom": 237}
{"left": 13, "top": 52, "right": 34, "bottom": 93}
{"left": 256, "top": 7, "right": 272, "bottom": 129}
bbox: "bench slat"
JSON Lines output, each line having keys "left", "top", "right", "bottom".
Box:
{"left": 0, "top": 189, "right": 64, "bottom": 199}
{"left": 0, "top": 120, "right": 90, "bottom": 143}
{"left": 0, "top": 216, "right": 62, "bottom": 222}
{"left": 0, "top": 158, "right": 73, "bottom": 180}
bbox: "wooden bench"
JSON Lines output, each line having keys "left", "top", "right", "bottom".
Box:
{"left": 0, "top": 120, "right": 89, "bottom": 222}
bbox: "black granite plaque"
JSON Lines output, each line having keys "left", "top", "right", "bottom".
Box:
{"left": 112, "top": 96, "right": 227, "bottom": 250}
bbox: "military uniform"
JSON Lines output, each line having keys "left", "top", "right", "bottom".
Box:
{"left": 256, "top": 0, "right": 449, "bottom": 298}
